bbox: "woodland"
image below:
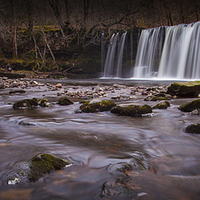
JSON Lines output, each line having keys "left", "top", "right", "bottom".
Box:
{"left": 0, "top": 0, "right": 199, "bottom": 78}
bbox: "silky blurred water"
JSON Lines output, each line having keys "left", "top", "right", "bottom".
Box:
{"left": 0, "top": 79, "right": 200, "bottom": 200}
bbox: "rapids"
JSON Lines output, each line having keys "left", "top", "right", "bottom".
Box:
{"left": 0, "top": 78, "right": 200, "bottom": 200}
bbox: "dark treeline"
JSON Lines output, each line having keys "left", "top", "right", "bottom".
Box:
{"left": 0, "top": 0, "right": 199, "bottom": 76}
{"left": 0, "top": 0, "right": 199, "bottom": 30}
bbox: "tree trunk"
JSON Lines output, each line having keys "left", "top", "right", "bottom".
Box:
{"left": 40, "top": 26, "right": 60, "bottom": 71}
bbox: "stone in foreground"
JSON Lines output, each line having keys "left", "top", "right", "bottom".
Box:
{"left": 28, "top": 153, "right": 70, "bottom": 182}
{"left": 111, "top": 104, "right": 152, "bottom": 116}
{"left": 167, "top": 81, "right": 200, "bottom": 97}
{"left": 80, "top": 100, "right": 116, "bottom": 113}
{"left": 178, "top": 99, "right": 200, "bottom": 112}
{"left": 185, "top": 124, "right": 200, "bottom": 134}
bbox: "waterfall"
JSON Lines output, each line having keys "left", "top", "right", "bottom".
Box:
{"left": 102, "top": 21, "right": 200, "bottom": 80}
{"left": 103, "top": 32, "right": 127, "bottom": 77}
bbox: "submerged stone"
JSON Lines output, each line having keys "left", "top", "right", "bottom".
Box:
{"left": 13, "top": 98, "right": 38, "bottom": 109}
{"left": 153, "top": 100, "right": 170, "bottom": 109}
{"left": 58, "top": 97, "right": 73, "bottom": 105}
{"left": 167, "top": 81, "right": 200, "bottom": 97}
{"left": 185, "top": 124, "right": 200, "bottom": 134}
{"left": 28, "top": 153, "right": 70, "bottom": 182}
{"left": 178, "top": 99, "right": 200, "bottom": 112}
{"left": 111, "top": 104, "right": 152, "bottom": 116}
{"left": 80, "top": 100, "right": 116, "bottom": 113}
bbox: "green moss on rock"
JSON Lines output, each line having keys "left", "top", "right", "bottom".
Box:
{"left": 28, "top": 153, "right": 70, "bottom": 182}
{"left": 111, "top": 104, "right": 152, "bottom": 116}
{"left": 167, "top": 81, "right": 200, "bottom": 97}
{"left": 185, "top": 124, "right": 200, "bottom": 134}
{"left": 9, "top": 90, "right": 26, "bottom": 94}
{"left": 153, "top": 100, "right": 170, "bottom": 109}
{"left": 58, "top": 97, "right": 73, "bottom": 105}
{"left": 178, "top": 99, "right": 200, "bottom": 112}
{"left": 13, "top": 98, "right": 38, "bottom": 109}
{"left": 80, "top": 100, "right": 116, "bottom": 113}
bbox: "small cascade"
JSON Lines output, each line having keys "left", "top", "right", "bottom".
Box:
{"left": 102, "top": 21, "right": 200, "bottom": 80}
{"left": 103, "top": 32, "right": 127, "bottom": 77}
{"left": 133, "top": 27, "right": 165, "bottom": 78}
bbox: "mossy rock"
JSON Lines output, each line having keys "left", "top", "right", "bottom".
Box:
{"left": 9, "top": 90, "right": 26, "bottom": 94}
{"left": 178, "top": 99, "right": 200, "bottom": 112}
{"left": 28, "top": 153, "right": 70, "bottom": 182}
{"left": 167, "top": 81, "right": 200, "bottom": 97}
{"left": 144, "top": 94, "right": 171, "bottom": 101}
{"left": 13, "top": 98, "right": 38, "bottom": 109}
{"left": 185, "top": 124, "right": 200, "bottom": 134}
{"left": 80, "top": 100, "right": 116, "bottom": 113}
{"left": 38, "top": 98, "right": 51, "bottom": 107}
{"left": 58, "top": 97, "right": 73, "bottom": 105}
{"left": 153, "top": 100, "right": 170, "bottom": 109}
{"left": 111, "top": 104, "right": 152, "bottom": 116}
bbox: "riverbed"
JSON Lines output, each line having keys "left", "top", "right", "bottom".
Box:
{"left": 0, "top": 78, "right": 200, "bottom": 200}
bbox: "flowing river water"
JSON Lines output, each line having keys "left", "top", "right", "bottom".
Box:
{"left": 0, "top": 78, "right": 200, "bottom": 200}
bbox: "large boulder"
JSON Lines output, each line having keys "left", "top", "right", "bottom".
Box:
{"left": 28, "top": 154, "right": 70, "bottom": 182}
{"left": 167, "top": 81, "right": 200, "bottom": 97}
{"left": 185, "top": 124, "right": 200, "bottom": 134}
{"left": 178, "top": 99, "right": 200, "bottom": 112}
{"left": 58, "top": 97, "right": 73, "bottom": 105}
{"left": 13, "top": 98, "right": 38, "bottom": 109}
{"left": 80, "top": 100, "right": 116, "bottom": 113}
{"left": 111, "top": 104, "right": 152, "bottom": 116}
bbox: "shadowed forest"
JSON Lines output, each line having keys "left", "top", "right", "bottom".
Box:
{"left": 0, "top": 0, "right": 199, "bottom": 78}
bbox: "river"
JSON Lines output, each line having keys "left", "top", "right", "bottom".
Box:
{"left": 0, "top": 78, "right": 200, "bottom": 200}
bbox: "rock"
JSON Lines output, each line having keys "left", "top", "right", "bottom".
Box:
{"left": 111, "top": 96, "right": 120, "bottom": 99}
{"left": 13, "top": 98, "right": 38, "bottom": 109}
{"left": 178, "top": 99, "right": 200, "bottom": 112}
{"left": 80, "top": 100, "right": 116, "bottom": 113}
{"left": 38, "top": 98, "right": 51, "bottom": 107}
{"left": 185, "top": 124, "right": 200, "bottom": 134}
{"left": 28, "top": 153, "right": 70, "bottom": 182}
{"left": 9, "top": 90, "right": 26, "bottom": 94}
{"left": 113, "top": 84, "right": 126, "bottom": 89}
{"left": 190, "top": 109, "right": 200, "bottom": 115}
{"left": 152, "top": 100, "right": 170, "bottom": 109}
{"left": 56, "top": 83, "right": 62, "bottom": 89}
{"left": 111, "top": 104, "right": 152, "bottom": 116}
{"left": 144, "top": 95, "right": 170, "bottom": 101}
{"left": 167, "top": 81, "right": 200, "bottom": 97}
{"left": 58, "top": 97, "right": 73, "bottom": 105}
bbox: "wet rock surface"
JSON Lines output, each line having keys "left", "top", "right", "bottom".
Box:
{"left": 178, "top": 99, "right": 200, "bottom": 112}
{"left": 57, "top": 97, "right": 74, "bottom": 105}
{"left": 80, "top": 100, "right": 116, "bottom": 113}
{"left": 13, "top": 98, "right": 38, "bottom": 109}
{"left": 111, "top": 104, "right": 152, "bottom": 116}
{"left": 28, "top": 154, "right": 70, "bottom": 182}
{"left": 185, "top": 124, "right": 200, "bottom": 134}
{"left": 152, "top": 100, "right": 170, "bottom": 109}
{"left": 167, "top": 81, "right": 200, "bottom": 97}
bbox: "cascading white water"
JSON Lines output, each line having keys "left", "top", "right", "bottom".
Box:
{"left": 103, "top": 32, "right": 127, "bottom": 77}
{"left": 116, "top": 32, "right": 127, "bottom": 77}
{"left": 103, "top": 21, "right": 200, "bottom": 80}
{"left": 135, "top": 21, "right": 200, "bottom": 79}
